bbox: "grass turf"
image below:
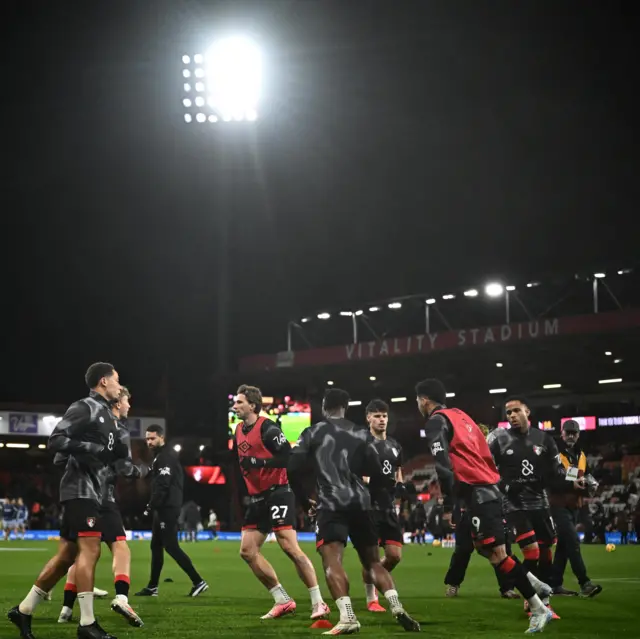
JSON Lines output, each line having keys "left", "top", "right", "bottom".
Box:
{"left": 0, "top": 540, "right": 638, "bottom": 638}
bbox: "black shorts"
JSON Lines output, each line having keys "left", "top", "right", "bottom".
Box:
{"left": 468, "top": 499, "right": 507, "bottom": 549}
{"left": 374, "top": 509, "right": 404, "bottom": 547}
{"left": 507, "top": 509, "right": 557, "bottom": 547}
{"left": 60, "top": 499, "right": 101, "bottom": 542}
{"left": 100, "top": 502, "right": 126, "bottom": 544}
{"left": 242, "top": 488, "right": 297, "bottom": 535}
{"left": 315, "top": 509, "right": 379, "bottom": 552}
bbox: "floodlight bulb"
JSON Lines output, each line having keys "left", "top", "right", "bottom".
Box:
{"left": 196, "top": 113, "right": 206, "bottom": 123}
{"left": 195, "top": 96, "right": 205, "bottom": 107}
{"left": 182, "top": 55, "right": 191, "bottom": 64}
{"left": 183, "top": 98, "right": 192, "bottom": 108}
{"left": 194, "top": 53, "right": 204, "bottom": 64}
{"left": 184, "top": 83, "right": 191, "bottom": 92}
{"left": 183, "top": 69, "right": 191, "bottom": 78}
{"left": 184, "top": 114, "right": 192, "bottom": 123}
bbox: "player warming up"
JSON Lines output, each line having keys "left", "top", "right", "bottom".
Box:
{"left": 233, "top": 385, "right": 330, "bottom": 621}
{"left": 417, "top": 379, "right": 555, "bottom": 634}
{"left": 58, "top": 387, "right": 145, "bottom": 628}
{"left": 289, "top": 388, "right": 420, "bottom": 635}
{"left": 488, "top": 396, "right": 576, "bottom": 618}
{"left": 361, "top": 399, "right": 406, "bottom": 612}
{"left": 7, "top": 362, "right": 127, "bottom": 639}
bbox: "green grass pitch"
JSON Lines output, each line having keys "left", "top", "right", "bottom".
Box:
{"left": 1, "top": 540, "right": 638, "bottom": 638}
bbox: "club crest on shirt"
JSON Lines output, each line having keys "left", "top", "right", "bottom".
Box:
{"left": 533, "top": 445, "right": 543, "bottom": 456}
{"left": 86, "top": 517, "right": 96, "bottom": 528}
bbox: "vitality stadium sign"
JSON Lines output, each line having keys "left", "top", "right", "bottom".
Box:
{"left": 238, "top": 309, "right": 640, "bottom": 371}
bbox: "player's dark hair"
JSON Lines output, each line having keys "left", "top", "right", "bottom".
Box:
{"left": 85, "top": 362, "right": 115, "bottom": 390}
{"left": 366, "top": 399, "right": 389, "bottom": 414}
{"left": 237, "top": 384, "right": 262, "bottom": 414}
{"left": 146, "top": 424, "right": 165, "bottom": 437}
{"left": 323, "top": 388, "right": 350, "bottom": 412}
{"left": 505, "top": 395, "right": 530, "bottom": 409}
{"left": 414, "top": 378, "right": 446, "bottom": 405}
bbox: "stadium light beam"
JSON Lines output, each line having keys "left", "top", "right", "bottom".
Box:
{"left": 442, "top": 294, "right": 455, "bottom": 300}
{"left": 543, "top": 384, "right": 562, "bottom": 389}
{"left": 317, "top": 312, "right": 331, "bottom": 320}
{"left": 594, "top": 272, "right": 606, "bottom": 279}
{"left": 599, "top": 378, "right": 622, "bottom": 384}
{"left": 369, "top": 376, "right": 377, "bottom": 381}
{"left": 425, "top": 298, "right": 436, "bottom": 305}
{"left": 464, "top": 289, "right": 479, "bottom": 297}
{"left": 369, "top": 306, "right": 381, "bottom": 312}
{"left": 348, "top": 401, "right": 362, "bottom": 406}
{"left": 6, "top": 443, "right": 30, "bottom": 449}
{"left": 327, "top": 380, "right": 334, "bottom": 386}
{"left": 388, "top": 302, "right": 402, "bottom": 309}
{"left": 614, "top": 359, "right": 623, "bottom": 364}
{"left": 446, "top": 392, "right": 456, "bottom": 398}
{"left": 489, "top": 388, "right": 507, "bottom": 394}
{"left": 496, "top": 362, "right": 503, "bottom": 368}
{"left": 174, "top": 444, "right": 182, "bottom": 452}
{"left": 390, "top": 397, "right": 407, "bottom": 403}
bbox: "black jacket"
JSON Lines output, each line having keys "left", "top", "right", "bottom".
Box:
{"left": 149, "top": 445, "right": 183, "bottom": 511}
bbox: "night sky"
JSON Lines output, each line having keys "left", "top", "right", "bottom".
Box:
{"left": 3, "top": 1, "right": 638, "bottom": 427}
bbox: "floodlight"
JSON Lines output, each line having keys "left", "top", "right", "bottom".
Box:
{"left": 464, "top": 289, "right": 478, "bottom": 297}
{"left": 388, "top": 302, "right": 402, "bottom": 309}
{"left": 182, "top": 55, "right": 191, "bottom": 64}
{"left": 183, "top": 98, "right": 192, "bottom": 108}
{"left": 196, "top": 113, "right": 206, "bottom": 123}
{"left": 485, "top": 283, "right": 504, "bottom": 297}
{"left": 184, "top": 114, "right": 192, "bottom": 123}
{"left": 204, "top": 36, "right": 262, "bottom": 122}
{"left": 194, "top": 53, "right": 203, "bottom": 64}
{"left": 183, "top": 69, "right": 191, "bottom": 78}
{"left": 317, "top": 312, "right": 331, "bottom": 320}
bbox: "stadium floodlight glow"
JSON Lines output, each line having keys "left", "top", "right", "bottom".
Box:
{"left": 369, "top": 376, "right": 376, "bottom": 381}
{"left": 489, "top": 388, "right": 507, "bottom": 394}
{"left": 183, "top": 98, "right": 192, "bottom": 108}
{"left": 6, "top": 443, "right": 29, "bottom": 449}
{"left": 369, "top": 306, "right": 381, "bottom": 312}
{"left": 348, "top": 400, "right": 362, "bottom": 406}
{"left": 327, "top": 380, "right": 334, "bottom": 386}
{"left": 446, "top": 392, "right": 456, "bottom": 398}
{"left": 496, "top": 362, "right": 503, "bottom": 368}
{"left": 599, "top": 378, "right": 622, "bottom": 384}
{"left": 594, "top": 272, "right": 606, "bottom": 279}
{"left": 605, "top": 351, "right": 612, "bottom": 356}
{"left": 317, "top": 312, "right": 331, "bottom": 320}
{"left": 300, "top": 317, "right": 310, "bottom": 323}
{"left": 464, "top": 289, "right": 479, "bottom": 297}
{"left": 426, "top": 298, "right": 436, "bottom": 305}
{"left": 182, "top": 55, "right": 191, "bottom": 64}
{"left": 184, "top": 83, "right": 191, "bottom": 92}
{"left": 506, "top": 285, "right": 516, "bottom": 291}
{"left": 184, "top": 114, "right": 193, "bottom": 123}
{"left": 38, "top": 444, "right": 47, "bottom": 449}
{"left": 543, "top": 384, "right": 562, "bottom": 389}
{"left": 390, "top": 397, "right": 407, "bottom": 403}
{"left": 355, "top": 310, "right": 364, "bottom": 316}
{"left": 205, "top": 36, "right": 262, "bottom": 122}
{"left": 618, "top": 268, "right": 632, "bottom": 275}
{"left": 485, "top": 283, "right": 504, "bottom": 297}
{"left": 388, "top": 302, "right": 402, "bottom": 309}
{"left": 442, "top": 294, "right": 455, "bottom": 300}
{"left": 526, "top": 281, "right": 540, "bottom": 288}
{"left": 194, "top": 53, "right": 204, "bottom": 64}
{"left": 340, "top": 311, "right": 353, "bottom": 317}
{"left": 614, "top": 359, "right": 623, "bottom": 364}
{"left": 174, "top": 444, "right": 182, "bottom": 452}
{"left": 0, "top": 443, "right": 4, "bottom": 448}
{"left": 199, "top": 445, "right": 205, "bottom": 451}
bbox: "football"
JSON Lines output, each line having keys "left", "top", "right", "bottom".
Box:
{"left": 606, "top": 543, "right": 616, "bottom": 552}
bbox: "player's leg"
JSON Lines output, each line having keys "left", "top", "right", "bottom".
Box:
{"left": 352, "top": 511, "right": 420, "bottom": 632}
{"left": 496, "top": 521, "right": 519, "bottom": 598}
{"left": 107, "top": 523, "right": 144, "bottom": 628}
{"left": 276, "top": 528, "right": 329, "bottom": 619}
{"left": 444, "top": 511, "right": 473, "bottom": 597}
{"left": 158, "top": 509, "right": 207, "bottom": 596}
{"left": 58, "top": 563, "right": 79, "bottom": 623}
{"left": 139, "top": 510, "right": 164, "bottom": 594}
{"left": 471, "top": 500, "right": 552, "bottom": 633}
{"left": 509, "top": 511, "right": 540, "bottom": 577}
{"left": 533, "top": 509, "right": 558, "bottom": 606}
{"left": 562, "top": 508, "right": 601, "bottom": 597}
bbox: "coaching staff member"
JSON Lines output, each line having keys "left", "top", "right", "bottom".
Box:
{"left": 548, "top": 419, "right": 602, "bottom": 598}
{"left": 135, "top": 425, "right": 208, "bottom": 598}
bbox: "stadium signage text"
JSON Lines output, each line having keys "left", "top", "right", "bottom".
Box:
{"left": 344, "top": 319, "right": 558, "bottom": 361}
{"left": 238, "top": 309, "right": 640, "bottom": 371}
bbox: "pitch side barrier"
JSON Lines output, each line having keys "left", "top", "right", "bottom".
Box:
{"left": 3, "top": 530, "right": 635, "bottom": 544}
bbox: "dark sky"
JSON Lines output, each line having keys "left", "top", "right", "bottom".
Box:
{"left": 3, "top": 0, "right": 638, "bottom": 425}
